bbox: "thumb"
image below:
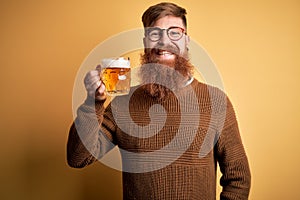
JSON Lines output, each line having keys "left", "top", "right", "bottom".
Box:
{"left": 96, "top": 64, "right": 102, "bottom": 72}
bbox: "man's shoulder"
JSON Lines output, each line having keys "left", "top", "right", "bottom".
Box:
{"left": 191, "top": 78, "right": 227, "bottom": 97}
{"left": 191, "top": 78, "right": 229, "bottom": 111}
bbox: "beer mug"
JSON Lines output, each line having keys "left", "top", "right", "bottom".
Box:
{"left": 101, "top": 57, "right": 131, "bottom": 96}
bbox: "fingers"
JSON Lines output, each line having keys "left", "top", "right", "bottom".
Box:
{"left": 97, "top": 81, "right": 106, "bottom": 93}
{"left": 86, "top": 80, "right": 101, "bottom": 98}
{"left": 84, "top": 70, "right": 99, "bottom": 86}
{"left": 84, "top": 69, "right": 106, "bottom": 100}
{"left": 95, "top": 82, "right": 107, "bottom": 101}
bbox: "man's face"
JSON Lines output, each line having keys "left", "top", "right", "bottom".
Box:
{"left": 143, "top": 15, "right": 190, "bottom": 63}
{"left": 140, "top": 15, "right": 192, "bottom": 99}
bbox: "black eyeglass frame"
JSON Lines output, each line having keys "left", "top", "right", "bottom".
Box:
{"left": 145, "top": 26, "right": 186, "bottom": 42}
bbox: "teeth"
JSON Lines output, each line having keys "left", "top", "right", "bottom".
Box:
{"left": 158, "top": 50, "right": 172, "bottom": 55}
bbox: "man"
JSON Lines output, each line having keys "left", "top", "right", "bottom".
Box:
{"left": 67, "top": 2, "right": 251, "bottom": 200}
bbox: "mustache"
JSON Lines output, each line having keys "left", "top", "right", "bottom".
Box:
{"left": 145, "top": 44, "right": 180, "bottom": 56}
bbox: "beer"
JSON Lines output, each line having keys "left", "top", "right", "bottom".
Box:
{"left": 101, "top": 58, "right": 131, "bottom": 96}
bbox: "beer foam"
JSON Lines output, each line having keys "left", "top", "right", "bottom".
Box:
{"left": 101, "top": 57, "right": 130, "bottom": 68}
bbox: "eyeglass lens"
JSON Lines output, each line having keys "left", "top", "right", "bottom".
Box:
{"left": 147, "top": 27, "right": 184, "bottom": 41}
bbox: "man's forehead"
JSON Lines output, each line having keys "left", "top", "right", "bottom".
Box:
{"left": 152, "top": 16, "right": 185, "bottom": 29}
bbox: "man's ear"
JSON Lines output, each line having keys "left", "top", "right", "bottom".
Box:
{"left": 143, "top": 37, "right": 147, "bottom": 48}
{"left": 185, "top": 34, "right": 190, "bottom": 47}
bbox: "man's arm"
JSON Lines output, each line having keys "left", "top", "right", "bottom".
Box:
{"left": 215, "top": 97, "right": 251, "bottom": 199}
{"left": 67, "top": 122, "right": 96, "bottom": 168}
{"left": 67, "top": 97, "right": 116, "bottom": 168}
{"left": 67, "top": 67, "right": 115, "bottom": 168}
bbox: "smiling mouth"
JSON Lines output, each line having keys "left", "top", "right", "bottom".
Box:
{"left": 157, "top": 50, "right": 174, "bottom": 56}
{"left": 157, "top": 50, "right": 173, "bottom": 55}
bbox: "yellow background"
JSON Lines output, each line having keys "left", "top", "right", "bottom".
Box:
{"left": 1, "top": 0, "right": 299, "bottom": 199}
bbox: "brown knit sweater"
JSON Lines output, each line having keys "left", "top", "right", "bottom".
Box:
{"left": 67, "top": 79, "right": 251, "bottom": 200}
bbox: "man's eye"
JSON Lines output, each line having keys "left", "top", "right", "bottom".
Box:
{"left": 169, "top": 31, "right": 180, "bottom": 36}
{"left": 149, "top": 31, "right": 160, "bottom": 37}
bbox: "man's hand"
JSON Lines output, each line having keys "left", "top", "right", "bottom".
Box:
{"left": 84, "top": 65, "right": 106, "bottom": 101}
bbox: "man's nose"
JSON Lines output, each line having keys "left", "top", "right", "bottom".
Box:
{"left": 158, "top": 30, "right": 171, "bottom": 45}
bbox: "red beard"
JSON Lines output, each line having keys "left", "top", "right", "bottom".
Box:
{"left": 139, "top": 47, "right": 193, "bottom": 100}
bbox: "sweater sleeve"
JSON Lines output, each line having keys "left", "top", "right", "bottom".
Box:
{"left": 215, "top": 97, "right": 251, "bottom": 200}
{"left": 67, "top": 97, "right": 116, "bottom": 168}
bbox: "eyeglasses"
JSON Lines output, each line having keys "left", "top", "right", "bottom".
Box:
{"left": 146, "top": 26, "right": 186, "bottom": 42}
